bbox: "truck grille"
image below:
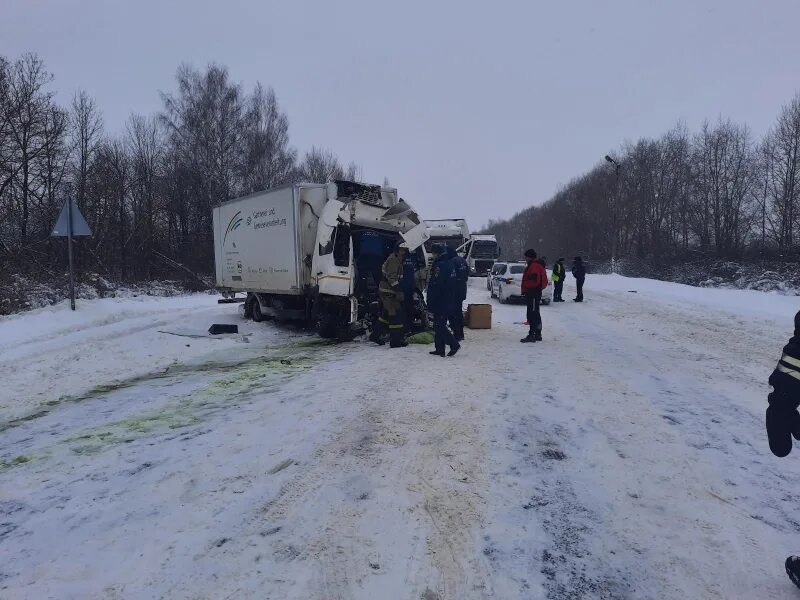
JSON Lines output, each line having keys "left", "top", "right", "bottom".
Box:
{"left": 475, "top": 260, "right": 494, "bottom": 273}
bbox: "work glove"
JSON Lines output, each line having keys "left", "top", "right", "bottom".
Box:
{"left": 766, "top": 392, "right": 800, "bottom": 457}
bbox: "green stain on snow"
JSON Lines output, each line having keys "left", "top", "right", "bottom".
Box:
{"left": 6, "top": 336, "right": 328, "bottom": 434}
{"left": 0, "top": 454, "right": 32, "bottom": 470}
{"left": 64, "top": 345, "right": 323, "bottom": 454}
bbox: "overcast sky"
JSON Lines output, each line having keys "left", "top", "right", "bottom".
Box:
{"left": 4, "top": 0, "right": 800, "bottom": 228}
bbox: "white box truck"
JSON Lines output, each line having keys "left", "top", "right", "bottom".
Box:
{"left": 213, "top": 180, "right": 429, "bottom": 338}
{"left": 457, "top": 233, "right": 500, "bottom": 276}
{"left": 423, "top": 218, "right": 470, "bottom": 252}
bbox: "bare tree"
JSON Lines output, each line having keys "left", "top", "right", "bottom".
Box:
{"left": 763, "top": 95, "right": 800, "bottom": 251}
{"left": 126, "top": 113, "right": 162, "bottom": 278}
{"left": 241, "top": 84, "right": 296, "bottom": 192}
{"left": 297, "top": 146, "right": 345, "bottom": 183}
{"left": 70, "top": 90, "right": 104, "bottom": 216}
{"left": 3, "top": 54, "right": 57, "bottom": 243}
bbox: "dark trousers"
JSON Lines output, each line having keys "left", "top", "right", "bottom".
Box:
{"left": 526, "top": 290, "right": 542, "bottom": 336}
{"left": 402, "top": 294, "right": 415, "bottom": 331}
{"left": 376, "top": 291, "right": 404, "bottom": 345}
{"left": 576, "top": 278, "right": 584, "bottom": 301}
{"left": 449, "top": 300, "right": 464, "bottom": 340}
{"left": 433, "top": 312, "right": 457, "bottom": 353}
{"left": 553, "top": 280, "right": 564, "bottom": 300}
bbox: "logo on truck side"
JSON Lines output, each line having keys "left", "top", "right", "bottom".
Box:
{"left": 223, "top": 211, "right": 243, "bottom": 245}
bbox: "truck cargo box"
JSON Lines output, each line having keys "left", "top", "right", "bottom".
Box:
{"left": 213, "top": 185, "right": 327, "bottom": 295}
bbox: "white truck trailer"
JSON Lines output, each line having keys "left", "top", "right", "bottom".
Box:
{"left": 213, "top": 180, "right": 429, "bottom": 338}
{"left": 423, "top": 219, "right": 470, "bottom": 252}
{"left": 457, "top": 233, "right": 500, "bottom": 276}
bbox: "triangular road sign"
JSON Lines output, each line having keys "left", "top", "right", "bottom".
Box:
{"left": 51, "top": 198, "right": 92, "bottom": 237}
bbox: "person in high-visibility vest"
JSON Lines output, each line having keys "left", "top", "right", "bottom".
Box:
{"left": 767, "top": 311, "right": 800, "bottom": 589}
{"left": 551, "top": 257, "right": 566, "bottom": 302}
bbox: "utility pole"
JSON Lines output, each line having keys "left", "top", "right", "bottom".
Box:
{"left": 605, "top": 155, "right": 621, "bottom": 274}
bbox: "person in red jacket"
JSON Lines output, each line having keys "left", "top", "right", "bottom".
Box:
{"left": 521, "top": 249, "right": 548, "bottom": 343}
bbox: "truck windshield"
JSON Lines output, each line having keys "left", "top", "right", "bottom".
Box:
{"left": 472, "top": 241, "right": 498, "bottom": 258}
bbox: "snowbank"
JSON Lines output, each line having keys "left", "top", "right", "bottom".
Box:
{"left": 588, "top": 273, "right": 798, "bottom": 323}
{"left": 0, "top": 273, "right": 199, "bottom": 316}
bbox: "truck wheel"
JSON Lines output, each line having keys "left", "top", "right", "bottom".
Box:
{"left": 251, "top": 297, "right": 266, "bottom": 322}
{"left": 317, "top": 321, "right": 337, "bottom": 339}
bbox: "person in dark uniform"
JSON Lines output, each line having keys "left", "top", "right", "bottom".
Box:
{"left": 765, "top": 312, "right": 800, "bottom": 589}
{"left": 447, "top": 246, "right": 468, "bottom": 341}
{"left": 426, "top": 244, "right": 460, "bottom": 357}
{"left": 520, "top": 249, "right": 548, "bottom": 343}
{"left": 572, "top": 256, "right": 586, "bottom": 302}
{"left": 552, "top": 257, "right": 566, "bottom": 302}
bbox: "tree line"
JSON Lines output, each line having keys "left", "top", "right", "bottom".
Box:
{"left": 0, "top": 53, "right": 360, "bottom": 282}
{"left": 483, "top": 94, "right": 800, "bottom": 268}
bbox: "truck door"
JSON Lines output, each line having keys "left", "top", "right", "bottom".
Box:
{"left": 312, "top": 200, "right": 353, "bottom": 297}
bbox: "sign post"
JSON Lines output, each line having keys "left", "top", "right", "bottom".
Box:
{"left": 51, "top": 197, "right": 92, "bottom": 310}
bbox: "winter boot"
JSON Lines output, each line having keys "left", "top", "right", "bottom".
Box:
{"left": 786, "top": 556, "right": 800, "bottom": 590}
{"left": 369, "top": 331, "right": 386, "bottom": 345}
{"left": 389, "top": 329, "right": 408, "bottom": 348}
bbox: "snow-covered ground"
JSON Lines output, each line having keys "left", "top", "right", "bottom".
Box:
{"left": 1, "top": 276, "right": 799, "bottom": 599}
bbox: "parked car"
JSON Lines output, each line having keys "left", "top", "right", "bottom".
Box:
{"left": 487, "top": 262, "right": 508, "bottom": 297}
{"left": 495, "top": 262, "right": 553, "bottom": 305}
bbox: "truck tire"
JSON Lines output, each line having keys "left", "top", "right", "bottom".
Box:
{"left": 251, "top": 296, "right": 266, "bottom": 322}
{"left": 317, "top": 321, "right": 337, "bottom": 339}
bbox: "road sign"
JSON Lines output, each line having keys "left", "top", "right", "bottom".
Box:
{"left": 51, "top": 197, "right": 91, "bottom": 310}
{"left": 51, "top": 198, "right": 91, "bottom": 237}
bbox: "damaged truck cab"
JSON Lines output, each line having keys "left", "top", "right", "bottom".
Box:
{"left": 213, "top": 180, "right": 429, "bottom": 338}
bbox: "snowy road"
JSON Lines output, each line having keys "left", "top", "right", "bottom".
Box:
{"left": 2, "top": 277, "right": 800, "bottom": 599}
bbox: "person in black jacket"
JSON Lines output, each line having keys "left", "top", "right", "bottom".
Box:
{"left": 572, "top": 256, "right": 586, "bottom": 302}
{"left": 447, "top": 246, "right": 468, "bottom": 341}
{"left": 552, "top": 257, "right": 566, "bottom": 302}
{"left": 766, "top": 312, "right": 800, "bottom": 589}
{"left": 426, "top": 244, "right": 460, "bottom": 357}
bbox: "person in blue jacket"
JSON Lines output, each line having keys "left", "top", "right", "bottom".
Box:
{"left": 446, "top": 246, "right": 468, "bottom": 341}
{"left": 426, "top": 244, "right": 460, "bottom": 357}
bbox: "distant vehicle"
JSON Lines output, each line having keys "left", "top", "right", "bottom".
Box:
{"left": 493, "top": 261, "right": 552, "bottom": 305}
{"left": 423, "top": 219, "right": 470, "bottom": 253}
{"left": 213, "top": 180, "right": 430, "bottom": 338}
{"left": 487, "top": 261, "right": 508, "bottom": 296}
{"left": 457, "top": 234, "right": 500, "bottom": 276}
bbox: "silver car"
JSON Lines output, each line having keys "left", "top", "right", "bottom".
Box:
{"left": 494, "top": 262, "right": 553, "bottom": 305}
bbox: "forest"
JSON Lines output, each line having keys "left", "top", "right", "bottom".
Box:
{"left": 483, "top": 95, "right": 800, "bottom": 273}
{"left": 4, "top": 51, "right": 800, "bottom": 301}
{"left": 0, "top": 53, "right": 359, "bottom": 287}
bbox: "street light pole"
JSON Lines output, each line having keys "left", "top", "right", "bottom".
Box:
{"left": 605, "top": 155, "right": 621, "bottom": 274}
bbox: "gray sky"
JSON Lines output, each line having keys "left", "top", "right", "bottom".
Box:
{"left": 4, "top": 0, "right": 800, "bottom": 228}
